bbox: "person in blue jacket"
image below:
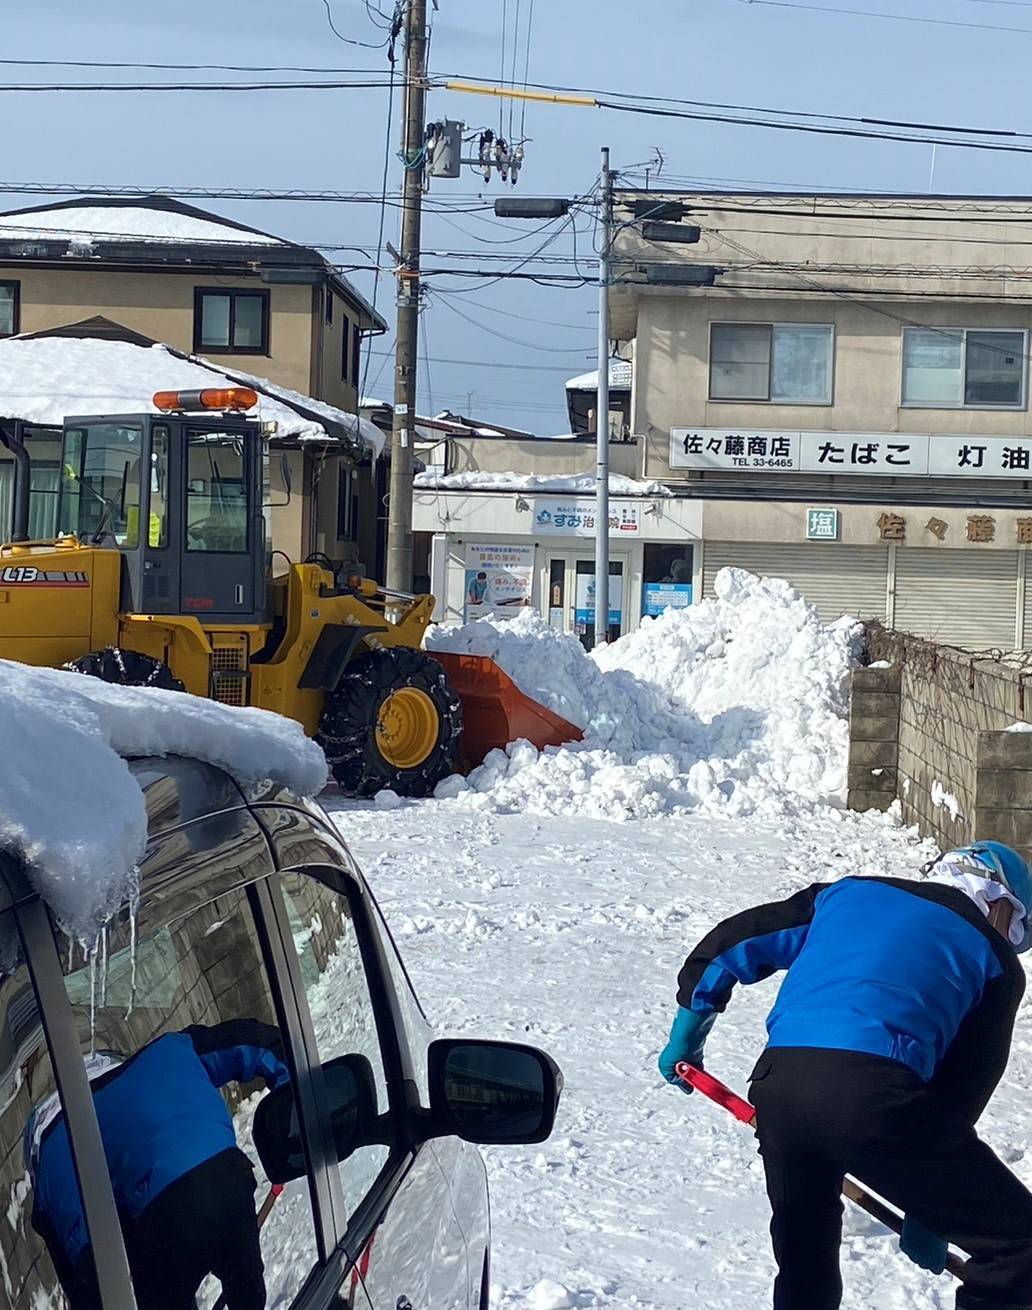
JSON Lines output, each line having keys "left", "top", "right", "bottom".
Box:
{"left": 658, "top": 841, "right": 1032, "bottom": 1310}
{"left": 25, "top": 1019, "right": 289, "bottom": 1310}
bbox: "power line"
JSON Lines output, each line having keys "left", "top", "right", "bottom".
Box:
{"left": 366, "top": 350, "right": 577, "bottom": 371}
{"left": 432, "top": 294, "right": 594, "bottom": 350}
{"left": 319, "top": 0, "right": 393, "bottom": 48}
{"left": 0, "top": 77, "right": 398, "bottom": 93}
{"left": 0, "top": 58, "right": 391, "bottom": 72}
{"left": 361, "top": 43, "right": 398, "bottom": 397}
{"left": 738, "top": 0, "right": 1032, "bottom": 35}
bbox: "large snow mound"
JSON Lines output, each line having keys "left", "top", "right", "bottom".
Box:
{"left": 0, "top": 661, "right": 327, "bottom": 947}
{"left": 426, "top": 569, "right": 862, "bottom": 820}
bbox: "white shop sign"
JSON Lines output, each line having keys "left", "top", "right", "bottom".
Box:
{"left": 670, "top": 428, "right": 1032, "bottom": 478}
{"left": 532, "top": 498, "right": 641, "bottom": 536}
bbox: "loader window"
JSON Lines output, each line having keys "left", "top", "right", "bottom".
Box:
{"left": 185, "top": 433, "right": 249, "bottom": 554}
{"left": 59, "top": 423, "right": 145, "bottom": 548}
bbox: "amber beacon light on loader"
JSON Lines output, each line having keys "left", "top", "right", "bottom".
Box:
{"left": 0, "top": 389, "right": 581, "bottom": 796}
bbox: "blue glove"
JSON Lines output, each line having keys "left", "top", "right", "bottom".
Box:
{"left": 658, "top": 1007, "right": 715, "bottom": 1093}
{"left": 900, "top": 1216, "right": 948, "bottom": 1275}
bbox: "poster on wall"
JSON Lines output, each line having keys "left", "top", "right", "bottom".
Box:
{"left": 642, "top": 582, "right": 693, "bottom": 617}
{"left": 573, "top": 571, "right": 623, "bottom": 634}
{"left": 464, "top": 543, "right": 534, "bottom": 621}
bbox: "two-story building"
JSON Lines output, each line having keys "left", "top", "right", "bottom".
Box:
{"left": 415, "top": 193, "right": 1032, "bottom": 650}
{"left": 0, "top": 194, "right": 389, "bottom": 572}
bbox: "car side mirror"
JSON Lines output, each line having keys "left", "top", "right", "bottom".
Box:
{"left": 253, "top": 1053, "right": 377, "bottom": 1184}
{"left": 428, "top": 1039, "right": 563, "bottom": 1146}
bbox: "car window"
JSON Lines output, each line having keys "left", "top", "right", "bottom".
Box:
{"left": 0, "top": 913, "right": 80, "bottom": 1310}
{"left": 276, "top": 872, "right": 393, "bottom": 1221}
{"left": 369, "top": 893, "right": 435, "bottom": 1107}
{"left": 50, "top": 885, "right": 319, "bottom": 1310}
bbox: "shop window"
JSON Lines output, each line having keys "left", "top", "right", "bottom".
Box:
{"left": 642, "top": 544, "right": 694, "bottom": 618}
{"left": 710, "top": 323, "right": 833, "bottom": 404}
{"left": 902, "top": 327, "right": 1026, "bottom": 409}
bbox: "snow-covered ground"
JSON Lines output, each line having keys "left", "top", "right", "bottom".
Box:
{"left": 326, "top": 571, "right": 1032, "bottom": 1309}
{"left": 334, "top": 796, "right": 1032, "bottom": 1310}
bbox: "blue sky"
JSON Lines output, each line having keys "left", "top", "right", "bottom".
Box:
{"left": 3, "top": 0, "right": 1032, "bottom": 431}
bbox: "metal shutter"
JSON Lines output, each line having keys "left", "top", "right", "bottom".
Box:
{"left": 702, "top": 542, "right": 889, "bottom": 622}
{"left": 895, "top": 548, "right": 1018, "bottom": 650}
{"left": 1024, "top": 551, "right": 1032, "bottom": 649}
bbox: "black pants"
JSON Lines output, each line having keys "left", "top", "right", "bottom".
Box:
{"left": 61, "top": 1148, "right": 266, "bottom": 1310}
{"left": 749, "top": 1047, "right": 1032, "bottom": 1310}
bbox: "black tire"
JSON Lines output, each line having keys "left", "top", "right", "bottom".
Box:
{"left": 65, "top": 646, "right": 185, "bottom": 692}
{"left": 317, "top": 647, "right": 463, "bottom": 798}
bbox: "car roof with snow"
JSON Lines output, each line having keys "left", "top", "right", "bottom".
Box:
{"left": 0, "top": 660, "right": 328, "bottom": 945}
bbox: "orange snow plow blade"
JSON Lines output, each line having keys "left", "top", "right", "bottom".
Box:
{"left": 428, "top": 652, "right": 583, "bottom": 768}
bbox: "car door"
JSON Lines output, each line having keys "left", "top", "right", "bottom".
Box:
{"left": 266, "top": 862, "right": 474, "bottom": 1310}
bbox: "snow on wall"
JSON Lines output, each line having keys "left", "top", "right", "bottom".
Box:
{"left": 414, "top": 470, "right": 671, "bottom": 496}
{"left": 0, "top": 337, "right": 383, "bottom": 456}
{"left": 426, "top": 569, "right": 862, "bottom": 821}
{"left": 0, "top": 206, "right": 282, "bottom": 247}
{"left": 0, "top": 660, "right": 326, "bottom": 949}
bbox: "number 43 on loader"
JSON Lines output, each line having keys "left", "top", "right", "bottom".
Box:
{"left": 0, "top": 387, "right": 580, "bottom": 797}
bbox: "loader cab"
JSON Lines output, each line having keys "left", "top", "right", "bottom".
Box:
{"left": 58, "top": 389, "right": 268, "bottom": 622}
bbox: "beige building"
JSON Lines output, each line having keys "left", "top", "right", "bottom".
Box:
{"left": 0, "top": 195, "right": 390, "bottom": 574}
{"left": 416, "top": 193, "right": 1032, "bottom": 650}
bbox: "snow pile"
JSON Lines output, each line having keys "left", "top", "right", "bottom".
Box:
{"left": 427, "top": 569, "right": 862, "bottom": 820}
{"left": 414, "top": 470, "right": 671, "bottom": 496}
{"left": 0, "top": 661, "right": 326, "bottom": 949}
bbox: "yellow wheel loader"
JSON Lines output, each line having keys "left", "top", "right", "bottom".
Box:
{"left": 0, "top": 388, "right": 580, "bottom": 797}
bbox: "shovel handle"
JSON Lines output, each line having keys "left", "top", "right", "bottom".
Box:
{"left": 212, "top": 1183, "right": 286, "bottom": 1310}
{"left": 674, "top": 1062, "right": 967, "bottom": 1282}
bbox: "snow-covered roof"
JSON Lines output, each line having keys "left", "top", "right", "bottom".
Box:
{"left": 0, "top": 659, "right": 326, "bottom": 957}
{"left": 414, "top": 470, "right": 671, "bottom": 496}
{"left": 565, "top": 358, "right": 633, "bottom": 392}
{"left": 0, "top": 203, "right": 283, "bottom": 247}
{"left": 0, "top": 335, "right": 385, "bottom": 457}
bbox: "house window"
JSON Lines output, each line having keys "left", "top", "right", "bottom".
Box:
{"left": 341, "top": 318, "right": 350, "bottom": 382}
{"left": 709, "top": 323, "right": 834, "bottom": 404}
{"left": 0, "top": 282, "right": 19, "bottom": 336}
{"left": 337, "top": 463, "right": 358, "bottom": 541}
{"left": 352, "top": 328, "right": 361, "bottom": 388}
{"left": 325, "top": 290, "right": 334, "bottom": 326}
{"left": 902, "top": 327, "right": 1027, "bottom": 409}
{"left": 194, "top": 288, "right": 269, "bottom": 354}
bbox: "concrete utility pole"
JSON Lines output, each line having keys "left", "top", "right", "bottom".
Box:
{"left": 386, "top": 0, "right": 428, "bottom": 593}
{"left": 594, "top": 146, "right": 613, "bottom": 646}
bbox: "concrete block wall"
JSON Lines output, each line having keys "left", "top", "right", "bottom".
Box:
{"left": 849, "top": 626, "right": 1032, "bottom": 860}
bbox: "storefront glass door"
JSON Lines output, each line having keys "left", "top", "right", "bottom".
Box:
{"left": 547, "top": 553, "right": 626, "bottom": 650}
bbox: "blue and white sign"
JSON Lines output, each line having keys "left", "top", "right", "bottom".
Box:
{"left": 533, "top": 498, "right": 641, "bottom": 537}
{"left": 642, "top": 582, "right": 693, "bottom": 617}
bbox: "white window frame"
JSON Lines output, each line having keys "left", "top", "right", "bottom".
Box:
{"left": 901, "top": 326, "right": 1029, "bottom": 411}
{"left": 708, "top": 321, "right": 835, "bottom": 406}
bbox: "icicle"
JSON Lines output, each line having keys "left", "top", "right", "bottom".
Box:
{"left": 99, "top": 927, "right": 108, "bottom": 1010}
{"left": 87, "top": 939, "right": 98, "bottom": 1057}
{"left": 125, "top": 883, "right": 140, "bottom": 1020}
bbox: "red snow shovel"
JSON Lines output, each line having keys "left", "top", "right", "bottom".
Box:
{"left": 675, "top": 1063, "right": 967, "bottom": 1281}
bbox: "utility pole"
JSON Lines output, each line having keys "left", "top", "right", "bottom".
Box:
{"left": 594, "top": 146, "right": 612, "bottom": 646}
{"left": 386, "top": 0, "right": 428, "bottom": 594}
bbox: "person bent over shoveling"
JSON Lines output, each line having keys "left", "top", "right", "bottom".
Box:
{"left": 658, "top": 843, "right": 1032, "bottom": 1310}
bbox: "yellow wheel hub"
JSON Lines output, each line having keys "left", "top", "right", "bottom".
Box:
{"left": 375, "top": 686, "right": 439, "bottom": 770}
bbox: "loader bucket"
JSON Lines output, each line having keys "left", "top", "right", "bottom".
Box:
{"left": 428, "top": 651, "right": 583, "bottom": 768}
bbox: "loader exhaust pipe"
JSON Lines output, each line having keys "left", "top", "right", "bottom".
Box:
{"left": 0, "top": 427, "right": 31, "bottom": 543}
